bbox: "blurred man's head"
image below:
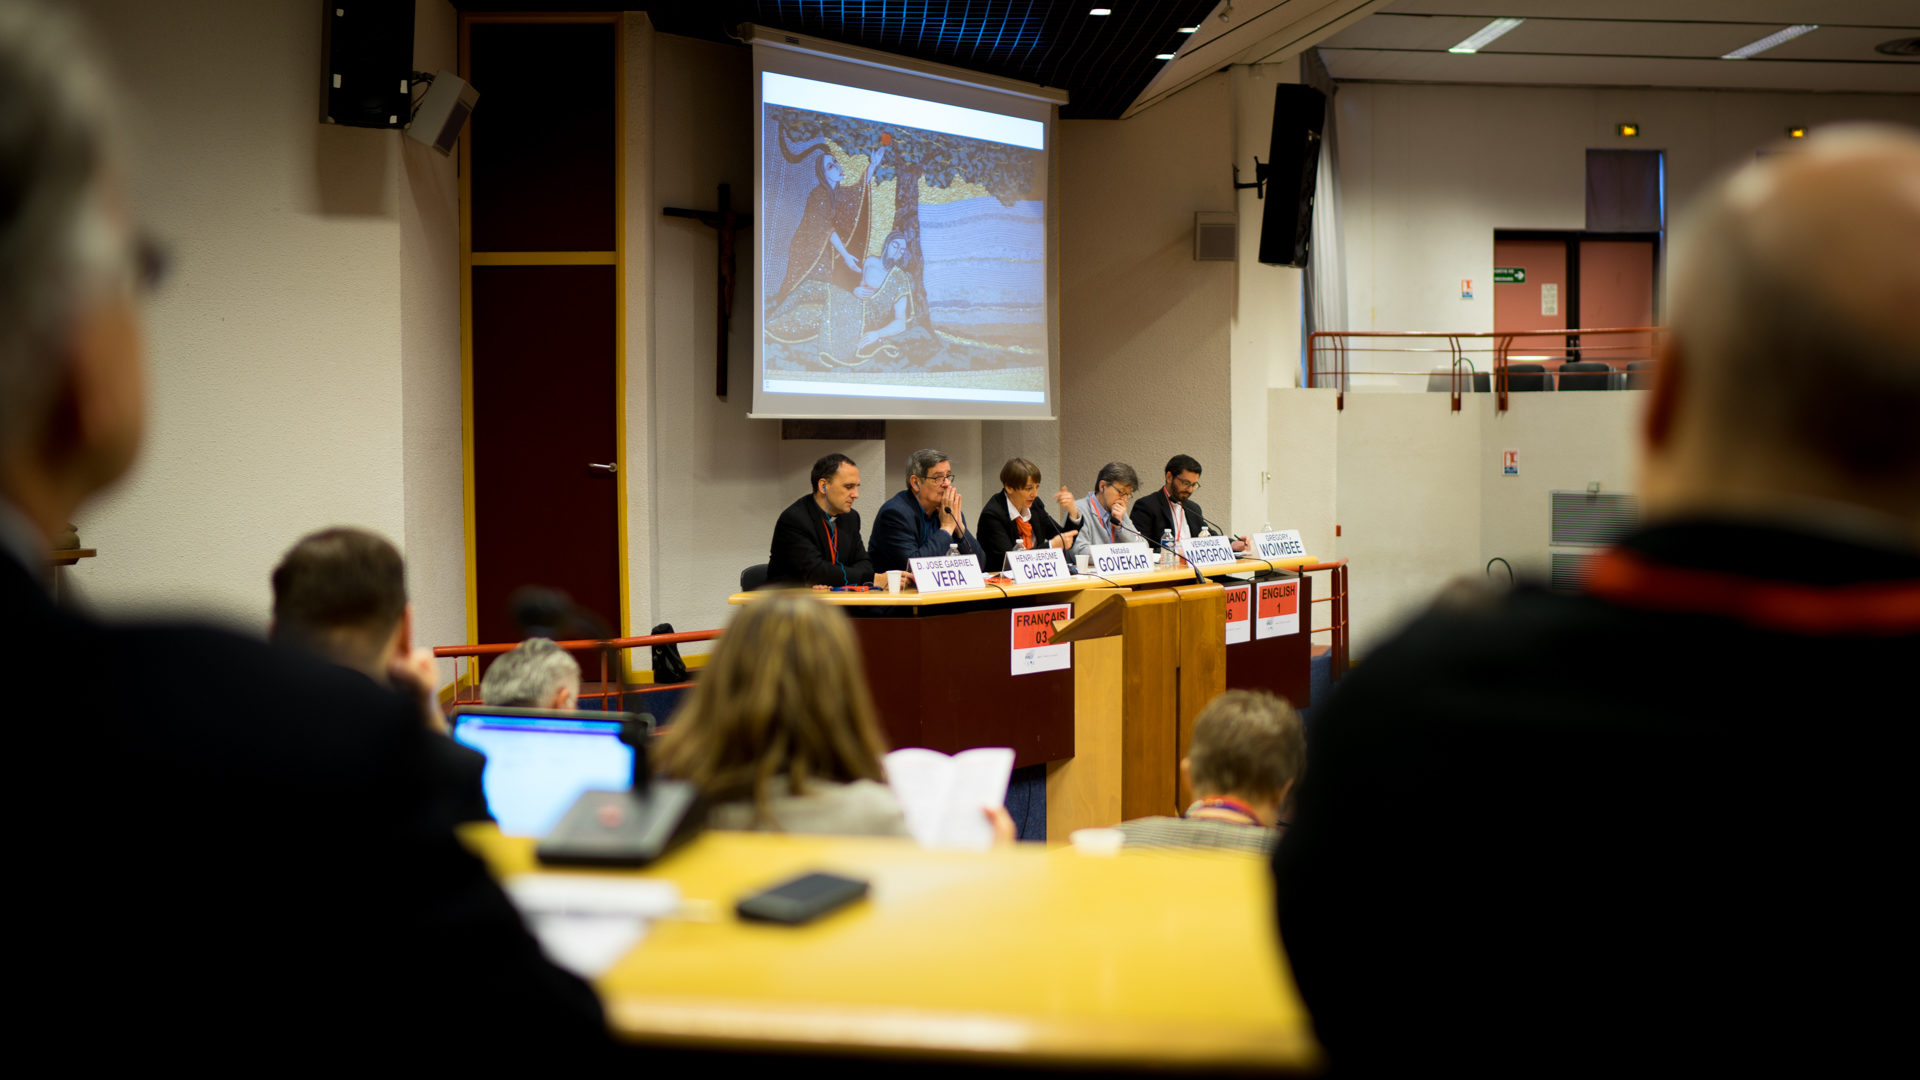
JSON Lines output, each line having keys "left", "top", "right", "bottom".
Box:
{"left": 270, "top": 528, "right": 409, "bottom": 680}
{"left": 1644, "top": 126, "right": 1920, "bottom": 530}
{"left": 480, "top": 637, "right": 580, "bottom": 710}
{"left": 0, "top": 3, "right": 147, "bottom": 543}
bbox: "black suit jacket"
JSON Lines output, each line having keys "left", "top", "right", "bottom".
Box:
{"left": 1272, "top": 520, "right": 1920, "bottom": 1075}
{"left": 1129, "top": 488, "right": 1204, "bottom": 546}
{"left": 976, "top": 490, "right": 1073, "bottom": 573}
{"left": 4, "top": 550, "right": 609, "bottom": 1062}
{"left": 766, "top": 494, "right": 873, "bottom": 586}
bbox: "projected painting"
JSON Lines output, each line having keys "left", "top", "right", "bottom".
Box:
{"left": 761, "top": 104, "right": 1047, "bottom": 395}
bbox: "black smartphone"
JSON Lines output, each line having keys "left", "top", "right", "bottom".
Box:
{"left": 735, "top": 871, "right": 870, "bottom": 925}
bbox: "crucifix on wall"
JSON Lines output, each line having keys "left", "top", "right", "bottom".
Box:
{"left": 662, "top": 183, "right": 750, "bottom": 398}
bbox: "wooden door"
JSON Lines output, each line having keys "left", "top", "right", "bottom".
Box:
{"left": 463, "top": 16, "right": 624, "bottom": 651}
{"left": 1492, "top": 239, "right": 1568, "bottom": 363}
{"left": 1578, "top": 239, "right": 1656, "bottom": 366}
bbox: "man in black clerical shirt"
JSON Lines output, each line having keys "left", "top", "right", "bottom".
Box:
{"left": 766, "top": 452, "right": 888, "bottom": 587}
{"left": 1130, "top": 454, "right": 1248, "bottom": 554}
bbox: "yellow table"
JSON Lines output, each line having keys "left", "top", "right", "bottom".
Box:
{"left": 467, "top": 827, "right": 1321, "bottom": 1072}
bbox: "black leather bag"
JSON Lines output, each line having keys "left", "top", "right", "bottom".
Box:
{"left": 650, "top": 622, "right": 689, "bottom": 685}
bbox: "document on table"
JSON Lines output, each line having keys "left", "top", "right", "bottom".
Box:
{"left": 504, "top": 874, "right": 681, "bottom": 978}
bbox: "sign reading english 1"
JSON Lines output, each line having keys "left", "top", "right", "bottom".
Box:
{"left": 1088, "top": 542, "right": 1153, "bottom": 576}
{"left": 908, "top": 553, "right": 986, "bottom": 595}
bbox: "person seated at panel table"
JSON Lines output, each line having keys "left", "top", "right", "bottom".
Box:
{"left": 976, "top": 456, "right": 1081, "bottom": 573}
{"left": 481, "top": 636, "right": 580, "bottom": 710}
{"left": 1130, "top": 454, "right": 1250, "bottom": 554}
{"left": 765, "top": 451, "right": 894, "bottom": 588}
{"left": 1116, "top": 690, "right": 1303, "bottom": 856}
{"left": 654, "top": 591, "right": 1013, "bottom": 839}
{"left": 270, "top": 526, "right": 490, "bottom": 825}
{"left": 868, "top": 447, "right": 985, "bottom": 573}
{"left": 1066, "top": 461, "right": 1143, "bottom": 558}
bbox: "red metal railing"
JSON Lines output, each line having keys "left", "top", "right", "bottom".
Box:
{"left": 1297, "top": 559, "right": 1349, "bottom": 680}
{"left": 433, "top": 627, "right": 720, "bottom": 710}
{"left": 1307, "top": 327, "right": 1665, "bottom": 412}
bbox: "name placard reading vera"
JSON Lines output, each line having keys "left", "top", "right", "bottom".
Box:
{"left": 1005, "top": 548, "right": 1072, "bottom": 585}
{"left": 1178, "top": 535, "right": 1238, "bottom": 567}
{"left": 1252, "top": 530, "right": 1307, "bottom": 561}
{"left": 1089, "top": 542, "right": 1154, "bottom": 576}
{"left": 909, "top": 554, "right": 985, "bottom": 595}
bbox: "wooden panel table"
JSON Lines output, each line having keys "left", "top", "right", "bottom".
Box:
{"left": 729, "top": 556, "right": 1318, "bottom": 833}
{"left": 466, "top": 827, "right": 1323, "bottom": 1073}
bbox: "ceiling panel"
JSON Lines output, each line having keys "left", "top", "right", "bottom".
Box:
{"left": 1318, "top": 47, "right": 1920, "bottom": 93}
{"left": 1487, "top": 20, "right": 1768, "bottom": 59}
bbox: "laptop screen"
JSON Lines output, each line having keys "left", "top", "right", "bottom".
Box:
{"left": 450, "top": 712, "right": 635, "bottom": 838}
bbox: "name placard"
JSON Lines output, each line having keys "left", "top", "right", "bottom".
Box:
{"left": 909, "top": 554, "right": 985, "bottom": 594}
{"left": 1178, "top": 535, "right": 1238, "bottom": 567}
{"left": 1088, "top": 542, "right": 1154, "bottom": 576}
{"left": 1251, "top": 529, "right": 1307, "bottom": 561}
{"left": 1005, "top": 548, "right": 1072, "bottom": 585}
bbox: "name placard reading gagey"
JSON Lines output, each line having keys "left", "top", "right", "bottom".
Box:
{"left": 1005, "top": 548, "right": 1072, "bottom": 585}
{"left": 1088, "top": 542, "right": 1154, "bottom": 576}
{"left": 908, "top": 553, "right": 986, "bottom": 595}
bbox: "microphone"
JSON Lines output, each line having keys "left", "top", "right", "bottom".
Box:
{"left": 1127, "top": 516, "right": 1206, "bottom": 584}
{"left": 1201, "top": 514, "right": 1244, "bottom": 545}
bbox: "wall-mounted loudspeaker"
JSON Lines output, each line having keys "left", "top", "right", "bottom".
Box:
{"left": 407, "top": 71, "right": 478, "bottom": 156}
{"left": 320, "top": 2, "right": 414, "bottom": 129}
{"left": 1257, "top": 84, "right": 1327, "bottom": 268}
{"left": 1194, "top": 212, "right": 1236, "bottom": 261}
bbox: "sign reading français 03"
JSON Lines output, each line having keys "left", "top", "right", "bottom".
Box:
{"left": 1004, "top": 548, "right": 1072, "bottom": 585}
{"left": 908, "top": 554, "right": 985, "bottom": 595}
{"left": 1178, "top": 535, "right": 1238, "bottom": 567}
{"left": 1252, "top": 530, "right": 1306, "bottom": 561}
{"left": 1088, "top": 543, "right": 1154, "bottom": 576}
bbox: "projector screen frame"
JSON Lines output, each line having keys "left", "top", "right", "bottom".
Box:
{"left": 746, "top": 25, "right": 1065, "bottom": 422}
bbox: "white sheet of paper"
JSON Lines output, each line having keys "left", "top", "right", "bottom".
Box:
{"left": 885, "top": 746, "right": 1015, "bottom": 851}
{"left": 504, "top": 875, "right": 680, "bottom": 978}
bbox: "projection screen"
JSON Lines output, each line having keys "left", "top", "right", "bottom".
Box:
{"left": 750, "top": 30, "right": 1060, "bottom": 420}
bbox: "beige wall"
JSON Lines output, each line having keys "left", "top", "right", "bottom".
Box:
{"left": 1337, "top": 81, "right": 1920, "bottom": 345}
{"left": 1059, "top": 73, "right": 1236, "bottom": 523}
{"left": 67, "top": 0, "right": 466, "bottom": 660}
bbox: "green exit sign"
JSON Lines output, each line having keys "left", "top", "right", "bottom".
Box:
{"left": 1494, "top": 267, "right": 1527, "bottom": 284}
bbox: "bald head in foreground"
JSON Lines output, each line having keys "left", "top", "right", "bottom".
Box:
{"left": 1274, "top": 128, "right": 1920, "bottom": 1076}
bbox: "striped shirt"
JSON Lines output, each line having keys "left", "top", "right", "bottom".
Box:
{"left": 1114, "top": 815, "right": 1282, "bottom": 855}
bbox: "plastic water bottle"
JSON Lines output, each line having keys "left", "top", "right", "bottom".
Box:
{"left": 1262, "top": 521, "right": 1272, "bottom": 534}
{"left": 1160, "top": 528, "right": 1175, "bottom": 567}
{"left": 948, "top": 543, "right": 959, "bottom": 556}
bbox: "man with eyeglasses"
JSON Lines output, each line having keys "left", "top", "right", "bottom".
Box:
{"left": 869, "top": 447, "right": 984, "bottom": 574}
{"left": 1130, "top": 454, "right": 1249, "bottom": 555}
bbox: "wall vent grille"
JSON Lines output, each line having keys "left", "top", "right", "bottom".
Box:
{"left": 1550, "top": 491, "right": 1639, "bottom": 547}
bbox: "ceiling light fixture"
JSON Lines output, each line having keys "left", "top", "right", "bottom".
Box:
{"left": 1179, "top": 26, "right": 1198, "bottom": 34}
{"left": 1722, "top": 24, "right": 1818, "bottom": 60}
{"left": 1155, "top": 53, "right": 1176, "bottom": 60}
{"left": 1090, "top": 7, "right": 1111, "bottom": 15}
{"left": 1448, "top": 17, "right": 1524, "bottom": 55}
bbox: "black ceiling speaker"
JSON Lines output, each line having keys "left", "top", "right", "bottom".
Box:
{"left": 1257, "top": 84, "right": 1328, "bottom": 268}
{"left": 320, "top": 1, "right": 414, "bottom": 129}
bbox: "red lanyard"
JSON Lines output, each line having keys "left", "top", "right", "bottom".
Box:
{"left": 1091, "top": 494, "right": 1112, "bottom": 534}
{"left": 822, "top": 515, "right": 838, "bottom": 564}
{"left": 1584, "top": 547, "right": 1920, "bottom": 635}
{"left": 1190, "top": 797, "right": 1263, "bottom": 825}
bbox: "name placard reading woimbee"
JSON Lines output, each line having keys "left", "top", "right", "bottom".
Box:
{"left": 1178, "top": 535, "right": 1238, "bottom": 568}
{"left": 1005, "top": 548, "right": 1072, "bottom": 585}
{"left": 909, "top": 553, "right": 985, "bottom": 595}
{"left": 1251, "top": 529, "right": 1307, "bottom": 561}
{"left": 1088, "top": 542, "right": 1154, "bottom": 576}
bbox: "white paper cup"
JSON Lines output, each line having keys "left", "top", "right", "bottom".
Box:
{"left": 1075, "top": 553, "right": 1092, "bottom": 573}
{"left": 885, "top": 570, "right": 902, "bottom": 594}
{"left": 1070, "top": 827, "right": 1124, "bottom": 856}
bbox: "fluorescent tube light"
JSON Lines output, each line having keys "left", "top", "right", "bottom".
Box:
{"left": 1090, "top": 7, "right": 1111, "bottom": 14}
{"left": 1448, "top": 17, "right": 1524, "bottom": 54}
{"left": 1179, "top": 26, "right": 1198, "bottom": 33}
{"left": 1721, "top": 24, "right": 1817, "bottom": 60}
{"left": 1155, "top": 53, "right": 1176, "bottom": 60}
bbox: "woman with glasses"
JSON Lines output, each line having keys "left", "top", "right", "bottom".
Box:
{"left": 1066, "top": 461, "right": 1144, "bottom": 559}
